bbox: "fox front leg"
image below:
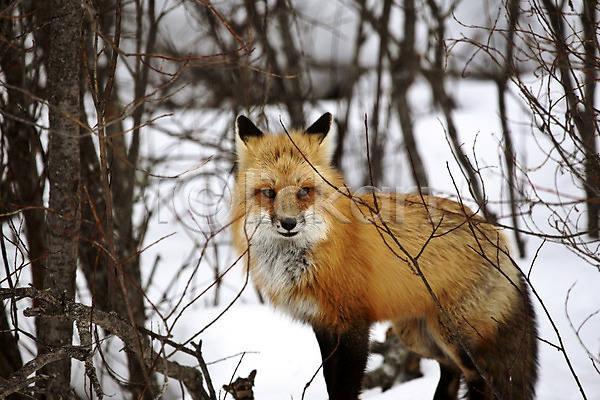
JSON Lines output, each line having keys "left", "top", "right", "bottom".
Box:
{"left": 313, "top": 323, "right": 371, "bottom": 400}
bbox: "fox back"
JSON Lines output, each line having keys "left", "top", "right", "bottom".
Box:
{"left": 231, "top": 113, "right": 538, "bottom": 400}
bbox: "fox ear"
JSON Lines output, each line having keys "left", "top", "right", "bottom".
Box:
{"left": 236, "top": 115, "right": 263, "bottom": 143}
{"left": 305, "top": 113, "right": 332, "bottom": 143}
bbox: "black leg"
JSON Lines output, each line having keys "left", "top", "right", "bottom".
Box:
{"left": 313, "top": 323, "right": 371, "bottom": 400}
{"left": 433, "top": 363, "right": 461, "bottom": 400}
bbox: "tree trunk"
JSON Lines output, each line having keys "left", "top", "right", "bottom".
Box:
{"left": 424, "top": 0, "right": 494, "bottom": 221}
{"left": 244, "top": 0, "right": 305, "bottom": 127}
{"left": 0, "top": 0, "right": 47, "bottom": 303}
{"left": 36, "top": 0, "right": 81, "bottom": 397}
{"left": 111, "top": 1, "right": 157, "bottom": 394}
{"left": 333, "top": 0, "right": 367, "bottom": 170}
{"left": 275, "top": 0, "right": 304, "bottom": 128}
{"left": 0, "top": 3, "right": 47, "bottom": 394}
{"left": 367, "top": 0, "right": 393, "bottom": 187}
{"left": 580, "top": 0, "right": 599, "bottom": 238}
{"left": 392, "top": 0, "right": 429, "bottom": 190}
{"left": 497, "top": 0, "right": 526, "bottom": 257}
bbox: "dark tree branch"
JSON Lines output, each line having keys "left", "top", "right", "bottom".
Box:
{"left": 0, "top": 288, "right": 216, "bottom": 400}
{"left": 0, "top": 348, "right": 86, "bottom": 399}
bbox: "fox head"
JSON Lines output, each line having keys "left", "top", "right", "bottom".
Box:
{"left": 232, "top": 113, "right": 345, "bottom": 246}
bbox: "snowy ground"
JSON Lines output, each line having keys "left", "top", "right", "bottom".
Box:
{"left": 135, "top": 78, "right": 600, "bottom": 399}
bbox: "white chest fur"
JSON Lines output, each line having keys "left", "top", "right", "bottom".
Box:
{"left": 249, "top": 237, "right": 322, "bottom": 323}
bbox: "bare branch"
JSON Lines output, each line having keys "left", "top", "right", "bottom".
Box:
{"left": 0, "top": 287, "right": 215, "bottom": 400}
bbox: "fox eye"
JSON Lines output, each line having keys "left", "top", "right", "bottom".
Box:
{"left": 297, "top": 187, "right": 311, "bottom": 199}
{"left": 260, "top": 188, "right": 276, "bottom": 199}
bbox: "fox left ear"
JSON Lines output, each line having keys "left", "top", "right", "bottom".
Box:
{"left": 305, "top": 113, "right": 332, "bottom": 143}
{"left": 236, "top": 115, "right": 264, "bottom": 143}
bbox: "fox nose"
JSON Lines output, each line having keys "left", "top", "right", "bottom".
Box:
{"left": 280, "top": 217, "right": 297, "bottom": 231}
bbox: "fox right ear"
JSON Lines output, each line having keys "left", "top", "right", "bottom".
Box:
{"left": 236, "top": 115, "right": 263, "bottom": 143}
{"left": 305, "top": 112, "right": 332, "bottom": 143}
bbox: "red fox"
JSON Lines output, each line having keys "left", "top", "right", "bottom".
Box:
{"left": 231, "top": 113, "right": 538, "bottom": 400}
